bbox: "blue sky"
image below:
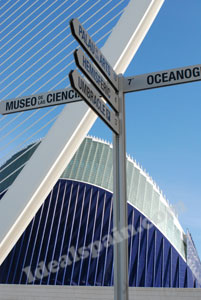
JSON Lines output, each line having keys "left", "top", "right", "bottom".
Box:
{"left": 0, "top": 0, "right": 201, "bottom": 259}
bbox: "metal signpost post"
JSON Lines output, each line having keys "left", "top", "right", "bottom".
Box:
{"left": 113, "top": 74, "right": 128, "bottom": 300}
{"left": 69, "top": 18, "right": 129, "bottom": 300}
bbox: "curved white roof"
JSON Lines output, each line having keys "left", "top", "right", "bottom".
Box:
{"left": 0, "top": 136, "right": 186, "bottom": 260}
{"left": 62, "top": 136, "right": 186, "bottom": 259}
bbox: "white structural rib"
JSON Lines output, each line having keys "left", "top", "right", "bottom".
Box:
{"left": 0, "top": 0, "right": 164, "bottom": 265}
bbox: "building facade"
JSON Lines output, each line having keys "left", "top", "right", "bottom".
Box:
{"left": 0, "top": 136, "right": 201, "bottom": 287}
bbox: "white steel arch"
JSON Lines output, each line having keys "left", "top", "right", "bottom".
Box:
{"left": 0, "top": 0, "right": 164, "bottom": 265}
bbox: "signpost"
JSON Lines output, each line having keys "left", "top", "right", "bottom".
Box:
{"left": 124, "top": 64, "right": 201, "bottom": 93}
{"left": 0, "top": 88, "right": 81, "bottom": 115}
{"left": 69, "top": 18, "right": 128, "bottom": 300}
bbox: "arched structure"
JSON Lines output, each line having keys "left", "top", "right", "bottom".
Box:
{"left": 0, "top": 137, "right": 200, "bottom": 287}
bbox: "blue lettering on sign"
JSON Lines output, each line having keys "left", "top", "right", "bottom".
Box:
{"left": 147, "top": 67, "right": 201, "bottom": 85}
{"left": 77, "top": 76, "right": 111, "bottom": 122}
{"left": 99, "top": 54, "right": 110, "bottom": 77}
{"left": 78, "top": 25, "right": 97, "bottom": 56}
{"left": 81, "top": 54, "right": 111, "bottom": 99}
{"left": 106, "top": 108, "right": 111, "bottom": 121}
{"left": 46, "top": 90, "right": 77, "bottom": 103}
{"left": 6, "top": 97, "right": 37, "bottom": 111}
{"left": 78, "top": 24, "right": 111, "bottom": 78}
{"left": 38, "top": 100, "right": 45, "bottom": 105}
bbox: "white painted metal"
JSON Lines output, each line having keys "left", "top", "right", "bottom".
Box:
{"left": 74, "top": 48, "right": 119, "bottom": 112}
{"left": 0, "top": 88, "right": 81, "bottom": 115}
{"left": 124, "top": 64, "right": 201, "bottom": 93}
{"left": 0, "top": 0, "right": 165, "bottom": 266}
{"left": 113, "top": 75, "right": 128, "bottom": 300}
{"left": 71, "top": 20, "right": 127, "bottom": 298}
{"left": 69, "top": 69, "right": 119, "bottom": 134}
{"left": 1, "top": 285, "right": 201, "bottom": 300}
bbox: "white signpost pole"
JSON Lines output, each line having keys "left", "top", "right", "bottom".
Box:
{"left": 113, "top": 75, "right": 128, "bottom": 300}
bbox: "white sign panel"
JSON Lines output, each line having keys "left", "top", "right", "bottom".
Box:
{"left": 124, "top": 64, "right": 201, "bottom": 93}
{"left": 70, "top": 18, "right": 119, "bottom": 91}
{"left": 69, "top": 69, "right": 119, "bottom": 134}
{"left": 74, "top": 48, "right": 119, "bottom": 112}
{"left": 0, "top": 88, "right": 81, "bottom": 115}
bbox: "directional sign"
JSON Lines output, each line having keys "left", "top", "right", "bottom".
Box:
{"left": 0, "top": 88, "right": 82, "bottom": 115}
{"left": 70, "top": 18, "right": 119, "bottom": 91}
{"left": 69, "top": 69, "right": 119, "bottom": 134}
{"left": 74, "top": 48, "right": 119, "bottom": 112}
{"left": 124, "top": 64, "right": 201, "bottom": 93}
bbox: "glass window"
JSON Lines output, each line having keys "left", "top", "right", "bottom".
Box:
{"left": 136, "top": 174, "right": 146, "bottom": 211}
